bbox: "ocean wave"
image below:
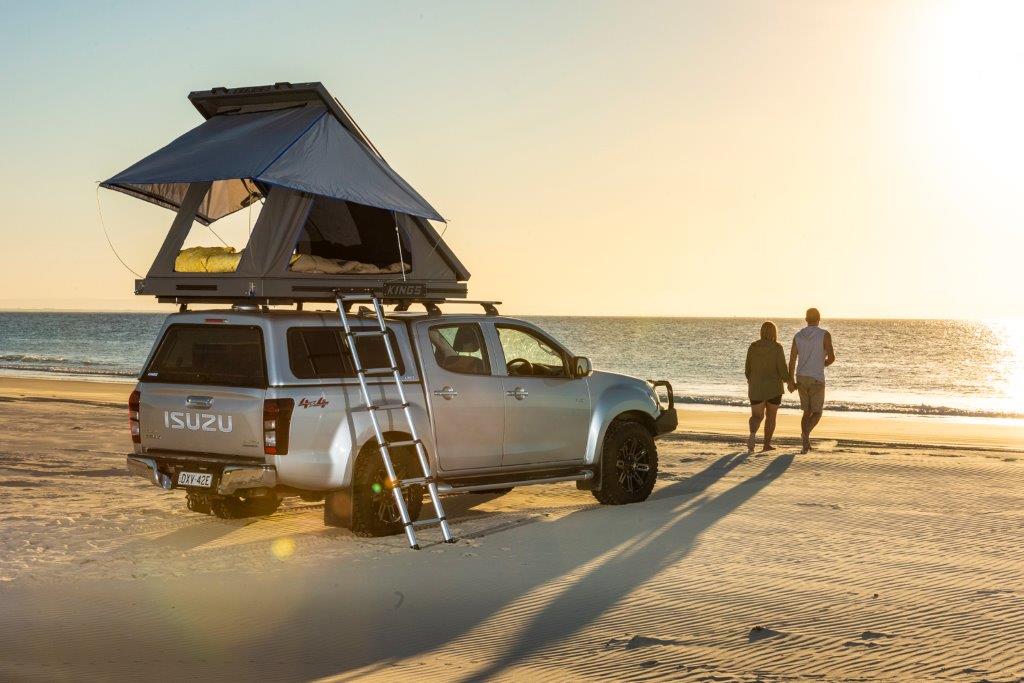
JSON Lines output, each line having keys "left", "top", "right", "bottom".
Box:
{"left": 0, "top": 353, "right": 100, "bottom": 366}
{"left": 0, "top": 363, "right": 137, "bottom": 378}
{"left": 673, "top": 394, "right": 1024, "bottom": 420}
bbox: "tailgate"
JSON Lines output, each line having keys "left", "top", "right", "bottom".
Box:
{"left": 137, "top": 323, "right": 268, "bottom": 458}
{"left": 138, "top": 383, "right": 266, "bottom": 457}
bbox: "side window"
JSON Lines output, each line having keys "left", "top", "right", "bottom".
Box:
{"left": 287, "top": 328, "right": 403, "bottom": 380}
{"left": 496, "top": 326, "right": 567, "bottom": 378}
{"left": 427, "top": 324, "right": 489, "bottom": 376}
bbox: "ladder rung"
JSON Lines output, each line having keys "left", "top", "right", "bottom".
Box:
{"left": 410, "top": 516, "right": 446, "bottom": 528}
{"left": 359, "top": 366, "right": 399, "bottom": 376}
{"left": 397, "top": 476, "right": 432, "bottom": 487}
{"left": 363, "top": 402, "right": 410, "bottom": 412}
{"left": 384, "top": 438, "right": 421, "bottom": 449}
{"left": 346, "top": 330, "right": 386, "bottom": 338}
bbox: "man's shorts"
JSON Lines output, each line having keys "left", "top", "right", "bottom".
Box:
{"left": 797, "top": 375, "right": 825, "bottom": 413}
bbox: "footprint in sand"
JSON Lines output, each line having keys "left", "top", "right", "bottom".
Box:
{"left": 860, "top": 631, "right": 893, "bottom": 640}
{"left": 605, "top": 635, "right": 679, "bottom": 651}
{"left": 796, "top": 502, "right": 843, "bottom": 510}
{"left": 748, "top": 626, "right": 785, "bottom": 642}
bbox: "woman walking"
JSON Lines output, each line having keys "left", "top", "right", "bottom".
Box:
{"left": 745, "top": 321, "right": 791, "bottom": 453}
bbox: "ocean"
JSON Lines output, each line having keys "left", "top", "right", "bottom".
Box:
{"left": 1, "top": 312, "right": 1021, "bottom": 421}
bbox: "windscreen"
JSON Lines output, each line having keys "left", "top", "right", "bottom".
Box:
{"left": 143, "top": 324, "right": 266, "bottom": 387}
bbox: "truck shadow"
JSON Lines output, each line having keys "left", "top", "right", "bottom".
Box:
{"left": 299, "top": 450, "right": 791, "bottom": 681}
{"left": 458, "top": 452, "right": 793, "bottom": 682}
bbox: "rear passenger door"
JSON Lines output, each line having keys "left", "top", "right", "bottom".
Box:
{"left": 417, "top": 322, "right": 505, "bottom": 472}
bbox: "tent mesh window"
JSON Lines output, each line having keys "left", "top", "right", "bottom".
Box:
{"left": 290, "top": 197, "right": 411, "bottom": 274}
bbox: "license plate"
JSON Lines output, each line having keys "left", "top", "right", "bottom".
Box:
{"left": 178, "top": 471, "right": 213, "bottom": 488}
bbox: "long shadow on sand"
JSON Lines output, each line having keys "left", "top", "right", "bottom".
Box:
{"left": 459, "top": 452, "right": 793, "bottom": 682}
{"left": 0, "top": 451, "right": 792, "bottom": 681}
{"left": 308, "top": 450, "right": 790, "bottom": 680}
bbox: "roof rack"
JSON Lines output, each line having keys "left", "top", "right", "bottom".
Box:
{"left": 171, "top": 296, "right": 501, "bottom": 316}
{"left": 389, "top": 299, "right": 500, "bottom": 316}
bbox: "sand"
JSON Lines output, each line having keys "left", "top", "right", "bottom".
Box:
{"left": 1, "top": 376, "right": 1023, "bottom": 681}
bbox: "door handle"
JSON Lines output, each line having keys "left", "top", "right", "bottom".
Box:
{"left": 433, "top": 386, "right": 459, "bottom": 400}
{"left": 186, "top": 395, "right": 214, "bottom": 409}
{"left": 506, "top": 387, "right": 529, "bottom": 400}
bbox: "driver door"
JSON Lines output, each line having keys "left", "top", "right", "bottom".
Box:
{"left": 492, "top": 324, "right": 591, "bottom": 467}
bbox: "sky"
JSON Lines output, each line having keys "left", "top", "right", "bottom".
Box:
{"left": 0, "top": 0, "right": 1020, "bottom": 318}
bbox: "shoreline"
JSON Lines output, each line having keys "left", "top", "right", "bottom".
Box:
{"left": 2, "top": 375, "right": 1021, "bottom": 451}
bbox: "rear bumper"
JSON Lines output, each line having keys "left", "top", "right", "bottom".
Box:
{"left": 650, "top": 380, "right": 678, "bottom": 436}
{"left": 127, "top": 456, "right": 277, "bottom": 496}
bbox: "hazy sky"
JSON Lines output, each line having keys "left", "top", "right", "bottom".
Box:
{"left": 0, "top": 0, "right": 1020, "bottom": 317}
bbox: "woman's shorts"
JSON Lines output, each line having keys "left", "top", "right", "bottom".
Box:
{"left": 751, "top": 395, "right": 782, "bottom": 406}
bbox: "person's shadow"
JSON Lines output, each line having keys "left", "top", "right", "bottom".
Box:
{"left": 459, "top": 452, "right": 794, "bottom": 682}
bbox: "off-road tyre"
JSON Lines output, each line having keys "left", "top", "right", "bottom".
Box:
{"left": 210, "top": 493, "right": 281, "bottom": 519}
{"left": 592, "top": 421, "right": 658, "bottom": 505}
{"left": 350, "top": 444, "right": 424, "bottom": 537}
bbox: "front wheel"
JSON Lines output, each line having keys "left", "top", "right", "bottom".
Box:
{"left": 592, "top": 421, "right": 658, "bottom": 505}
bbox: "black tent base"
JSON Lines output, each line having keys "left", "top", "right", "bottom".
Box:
{"left": 138, "top": 276, "right": 468, "bottom": 304}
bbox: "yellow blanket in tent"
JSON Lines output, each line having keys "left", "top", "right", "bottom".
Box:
{"left": 175, "top": 246, "right": 241, "bottom": 273}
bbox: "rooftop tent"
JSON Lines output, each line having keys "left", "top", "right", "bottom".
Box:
{"left": 102, "top": 82, "right": 469, "bottom": 302}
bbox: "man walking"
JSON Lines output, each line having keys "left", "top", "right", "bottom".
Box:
{"left": 787, "top": 308, "right": 835, "bottom": 454}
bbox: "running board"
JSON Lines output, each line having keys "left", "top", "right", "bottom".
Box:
{"left": 436, "top": 471, "right": 593, "bottom": 494}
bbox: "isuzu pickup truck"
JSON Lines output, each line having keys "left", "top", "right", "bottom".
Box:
{"left": 127, "top": 306, "right": 676, "bottom": 537}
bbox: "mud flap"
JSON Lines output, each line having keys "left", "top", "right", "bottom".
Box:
{"left": 575, "top": 467, "right": 600, "bottom": 491}
{"left": 324, "top": 488, "right": 353, "bottom": 528}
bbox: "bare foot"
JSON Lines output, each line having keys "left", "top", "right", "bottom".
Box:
{"left": 761, "top": 445, "right": 776, "bottom": 452}
{"left": 747, "top": 434, "right": 756, "bottom": 453}
{"left": 801, "top": 438, "right": 811, "bottom": 454}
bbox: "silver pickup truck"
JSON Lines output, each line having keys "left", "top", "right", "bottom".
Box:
{"left": 127, "top": 306, "right": 676, "bottom": 537}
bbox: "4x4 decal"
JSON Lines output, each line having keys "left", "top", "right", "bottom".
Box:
{"left": 299, "top": 397, "right": 329, "bottom": 409}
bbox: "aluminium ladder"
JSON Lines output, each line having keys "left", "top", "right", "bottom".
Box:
{"left": 334, "top": 293, "right": 455, "bottom": 549}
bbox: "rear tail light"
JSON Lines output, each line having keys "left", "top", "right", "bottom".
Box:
{"left": 128, "top": 389, "right": 141, "bottom": 444}
{"left": 263, "top": 398, "right": 294, "bottom": 455}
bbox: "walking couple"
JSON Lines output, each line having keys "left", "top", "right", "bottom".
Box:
{"left": 745, "top": 308, "right": 835, "bottom": 454}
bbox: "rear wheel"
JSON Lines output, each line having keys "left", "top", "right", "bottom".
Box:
{"left": 351, "top": 445, "right": 424, "bottom": 537}
{"left": 185, "top": 490, "right": 212, "bottom": 514}
{"left": 592, "top": 421, "right": 658, "bottom": 505}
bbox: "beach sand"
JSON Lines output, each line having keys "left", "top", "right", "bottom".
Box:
{"left": 1, "top": 376, "right": 1022, "bottom": 681}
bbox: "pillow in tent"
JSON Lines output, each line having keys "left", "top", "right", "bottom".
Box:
{"left": 288, "top": 255, "right": 412, "bottom": 275}
{"left": 289, "top": 254, "right": 348, "bottom": 274}
{"left": 176, "top": 246, "right": 238, "bottom": 272}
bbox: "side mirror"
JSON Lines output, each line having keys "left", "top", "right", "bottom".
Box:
{"left": 573, "top": 356, "right": 593, "bottom": 378}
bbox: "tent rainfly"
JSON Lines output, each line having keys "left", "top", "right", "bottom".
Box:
{"left": 102, "top": 82, "right": 469, "bottom": 303}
